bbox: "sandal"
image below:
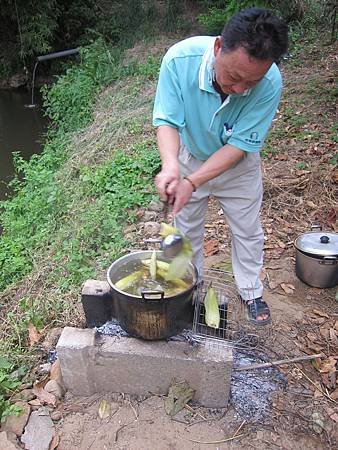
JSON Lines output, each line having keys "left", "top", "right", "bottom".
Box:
{"left": 244, "top": 297, "right": 271, "bottom": 326}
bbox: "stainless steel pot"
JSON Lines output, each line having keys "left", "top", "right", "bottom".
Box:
{"left": 107, "top": 250, "right": 198, "bottom": 340}
{"left": 294, "top": 227, "right": 338, "bottom": 288}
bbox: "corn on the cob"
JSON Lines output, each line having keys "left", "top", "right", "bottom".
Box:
{"left": 204, "top": 287, "right": 220, "bottom": 328}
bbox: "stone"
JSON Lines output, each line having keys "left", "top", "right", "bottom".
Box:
{"left": 143, "top": 221, "right": 161, "bottom": 237}
{"left": 21, "top": 407, "right": 55, "bottom": 450}
{"left": 38, "top": 363, "right": 51, "bottom": 375}
{"left": 11, "top": 389, "right": 35, "bottom": 403}
{"left": 57, "top": 327, "right": 233, "bottom": 408}
{"left": 148, "top": 200, "right": 164, "bottom": 212}
{"left": 44, "top": 380, "right": 63, "bottom": 400}
{"left": 0, "top": 431, "right": 21, "bottom": 450}
{"left": 142, "top": 211, "right": 157, "bottom": 222}
{"left": 50, "top": 410, "right": 62, "bottom": 422}
{"left": 1, "top": 401, "right": 30, "bottom": 437}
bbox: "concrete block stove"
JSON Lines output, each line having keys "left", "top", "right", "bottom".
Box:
{"left": 57, "top": 279, "right": 234, "bottom": 408}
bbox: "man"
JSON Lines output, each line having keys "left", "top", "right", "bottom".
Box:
{"left": 153, "top": 8, "right": 288, "bottom": 325}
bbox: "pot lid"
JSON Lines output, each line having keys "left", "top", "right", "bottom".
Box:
{"left": 294, "top": 231, "right": 338, "bottom": 256}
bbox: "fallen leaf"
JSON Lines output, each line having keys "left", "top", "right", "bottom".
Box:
{"left": 329, "top": 328, "right": 338, "bottom": 346}
{"left": 318, "top": 357, "right": 337, "bottom": 374}
{"left": 320, "top": 371, "right": 336, "bottom": 390}
{"left": 49, "top": 433, "right": 59, "bottom": 450}
{"left": 312, "top": 309, "right": 330, "bottom": 319}
{"left": 204, "top": 239, "right": 219, "bottom": 256}
{"left": 306, "top": 331, "right": 319, "bottom": 343}
{"left": 28, "top": 399, "right": 42, "bottom": 407}
{"left": 32, "top": 386, "right": 57, "bottom": 407}
{"left": 269, "top": 280, "right": 279, "bottom": 290}
{"left": 28, "top": 323, "right": 41, "bottom": 346}
{"left": 330, "top": 388, "right": 338, "bottom": 400}
{"left": 281, "top": 283, "right": 295, "bottom": 294}
{"left": 98, "top": 399, "right": 111, "bottom": 419}
{"left": 306, "top": 200, "right": 317, "bottom": 209}
{"left": 164, "top": 380, "right": 194, "bottom": 416}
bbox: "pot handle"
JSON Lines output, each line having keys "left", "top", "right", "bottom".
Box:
{"left": 319, "top": 256, "right": 337, "bottom": 265}
{"left": 311, "top": 223, "right": 322, "bottom": 231}
{"left": 140, "top": 290, "right": 165, "bottom": 302}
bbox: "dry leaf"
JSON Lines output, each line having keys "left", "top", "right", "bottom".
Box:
{"left": 318, "top": 357, "right": 337, "bottom": 374}
{"left": 330, "top": 388, "right": 338, "bottom": 400}
{"left": 281, "top": 283, "right": 295, "bottom": 294}
{"left": 329, "top": 328, "right": 338, "bottom": 345}
{"left": 320, "top": 372, "right": 336, "bottom": 390}
{"left": 312, "top": 309, "right": 330, "bottom": 319}
{"left": 306, "top": 200, "right": 317, "bottom": 209}
{"left": 269, "top": 280, "right": 279, "bottom": 290}
{"left": 28, "top": 399, "right": 42, "bottom": 407}
{"left": 306, "top": 331, "right": 319, "bottom": 343}
{"left": 28, "top": 323, "right": 41, "bottom": 346}
{"left": 98, "top": 399, "right": 111, "bottom": 419}
{"left": 50, "top": 360, "right": 65, "bottom": 393}
{"left": 204, "top": 239, "right": 219, "bottom": 256}
{"left": 32, "top": 386, "right": 57, "bottom": 407}
{"left": 49, "top": 433, "right": 59, "bottom": 450}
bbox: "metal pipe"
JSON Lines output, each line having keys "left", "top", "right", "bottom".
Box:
{"left": 37, "top": 48, "right": 80, "bottom": 62}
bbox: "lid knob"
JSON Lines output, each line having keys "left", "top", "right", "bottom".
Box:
{"left": 320, "top": 235, "right": 330, "bottom": 244}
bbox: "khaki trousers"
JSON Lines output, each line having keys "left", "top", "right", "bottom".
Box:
{"left": 175, "top": 144, "right": 264, "bottom": 301}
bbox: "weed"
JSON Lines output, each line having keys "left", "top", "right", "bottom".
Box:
{"left": 0, "top": 356, "right": 24, "bottom": 422}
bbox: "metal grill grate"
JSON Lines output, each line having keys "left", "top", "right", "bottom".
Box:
{"left": 192, "top": 269, "right": 261, "bottom": 350}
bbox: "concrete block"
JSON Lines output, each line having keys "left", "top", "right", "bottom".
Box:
{"left": 56, "top": 327, "right": 96, "bottom": 396}
{"left": 81, "top": 279, "right": 114, "bottom": 327}
{"left": 57, "top": 327, "right": 233, "bottom": 408}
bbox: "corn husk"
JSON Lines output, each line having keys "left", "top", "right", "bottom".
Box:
{"left": 160, "top": 222, "right": 193, "bottom": 280}
{"left": 149, "top": 250, "right": 157, "bottom": 280}
{"left": 115, "top": 270, "right": 143, "bottom": 290}
{"left": 141, "top": 259, "right": 189, "bottom": 290}
{"left": 204, "top": 287, "right": 220, "bottom": 329}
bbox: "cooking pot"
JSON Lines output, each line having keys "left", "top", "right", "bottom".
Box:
{"left": 294, "top": 226, "right": 338, "bottom": 288}
{"left": 107, "top": 250, "right": 198, "bottom": 340}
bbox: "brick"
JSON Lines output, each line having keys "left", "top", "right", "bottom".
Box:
{"left": 81, "top": 279, "right": 114, "bottom": 327}
{"left": 57, "top": 327, "right": 233, "bottom": 408}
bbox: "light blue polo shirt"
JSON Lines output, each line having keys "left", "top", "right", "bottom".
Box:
{"left": 153, "top": 36, "right": 282, "bottom": 160}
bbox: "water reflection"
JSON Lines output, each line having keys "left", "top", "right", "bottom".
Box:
{"left": 0, "top": 87, "right": 48, "bottom": 200}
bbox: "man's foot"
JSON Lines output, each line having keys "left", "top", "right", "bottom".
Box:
{"left": 244, "top": 297, "right": 271, "bottom": 326}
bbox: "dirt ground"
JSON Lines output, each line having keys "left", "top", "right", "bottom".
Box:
{"left": 51, "top": 32, "right": 338, "bottom": 450}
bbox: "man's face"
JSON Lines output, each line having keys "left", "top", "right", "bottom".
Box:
{"left": 213, "top": 37, "right": 273, "bottom": 95}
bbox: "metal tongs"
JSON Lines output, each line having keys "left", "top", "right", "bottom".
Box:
{"left": 145, "top": 201, "right": 183, "bottom": 258}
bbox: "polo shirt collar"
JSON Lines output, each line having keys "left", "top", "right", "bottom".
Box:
{"left": 198, "top": 40, "right": 251, "bottom": 97}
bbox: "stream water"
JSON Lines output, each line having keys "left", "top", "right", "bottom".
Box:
{"left": 0, "top": 87, "right": 47, "bottom": 200}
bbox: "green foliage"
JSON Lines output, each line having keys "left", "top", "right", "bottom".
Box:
{"left": 0, "top": 37, "right": 161, "bottom": 292}
{"left": 0, "top": 356, "right": 23, "bottom": 422}
{"left": 197, "top": 0, "right": 269, "bottom": 34}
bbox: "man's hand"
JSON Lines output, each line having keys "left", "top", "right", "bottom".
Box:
{"left": 155, "top": 167, "right": 180, "bottom": 203}
{"left": 172, "top": 177, "right": 194, "bottom": 214}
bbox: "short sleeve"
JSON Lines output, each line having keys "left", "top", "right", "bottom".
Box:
{"left": 152, "top": 56, "right": 186, "bottom": 131}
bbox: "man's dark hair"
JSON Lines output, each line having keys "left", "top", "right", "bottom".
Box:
{"left": 221, "top": 7, "right": 288, "bottom": 62}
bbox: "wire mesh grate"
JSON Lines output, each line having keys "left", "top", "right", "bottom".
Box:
{"left": 192, "top": 268, "right": 261, "bottom": 350}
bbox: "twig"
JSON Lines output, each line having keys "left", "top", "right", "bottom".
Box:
{"left": 184, "top": 404, "right": 207, "bottom": 420}
{"left": 129, "top": 401, "right": 138, "bottom": 420}
{"left": 234, "top": 353, "right": 324, "bottom": 371}
{"left": 296, "top": 367, "right": 336, "bottom": 403}
{"left": 233, "top": 420, "right": 246, "bottom": 437}
{"left": 186, "top": 434, "right": 244, "bottom": 444}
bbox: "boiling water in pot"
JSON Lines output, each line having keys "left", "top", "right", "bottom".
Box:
{"left": 113, "top": 259, "right": 193, "bottom": 297}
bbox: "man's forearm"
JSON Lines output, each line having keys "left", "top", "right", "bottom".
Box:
{"left": 186, "top": 144, "right": 245, "bottom": 188}
{"left": 156, "top": 125, "right": 180, "bottom": 170}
